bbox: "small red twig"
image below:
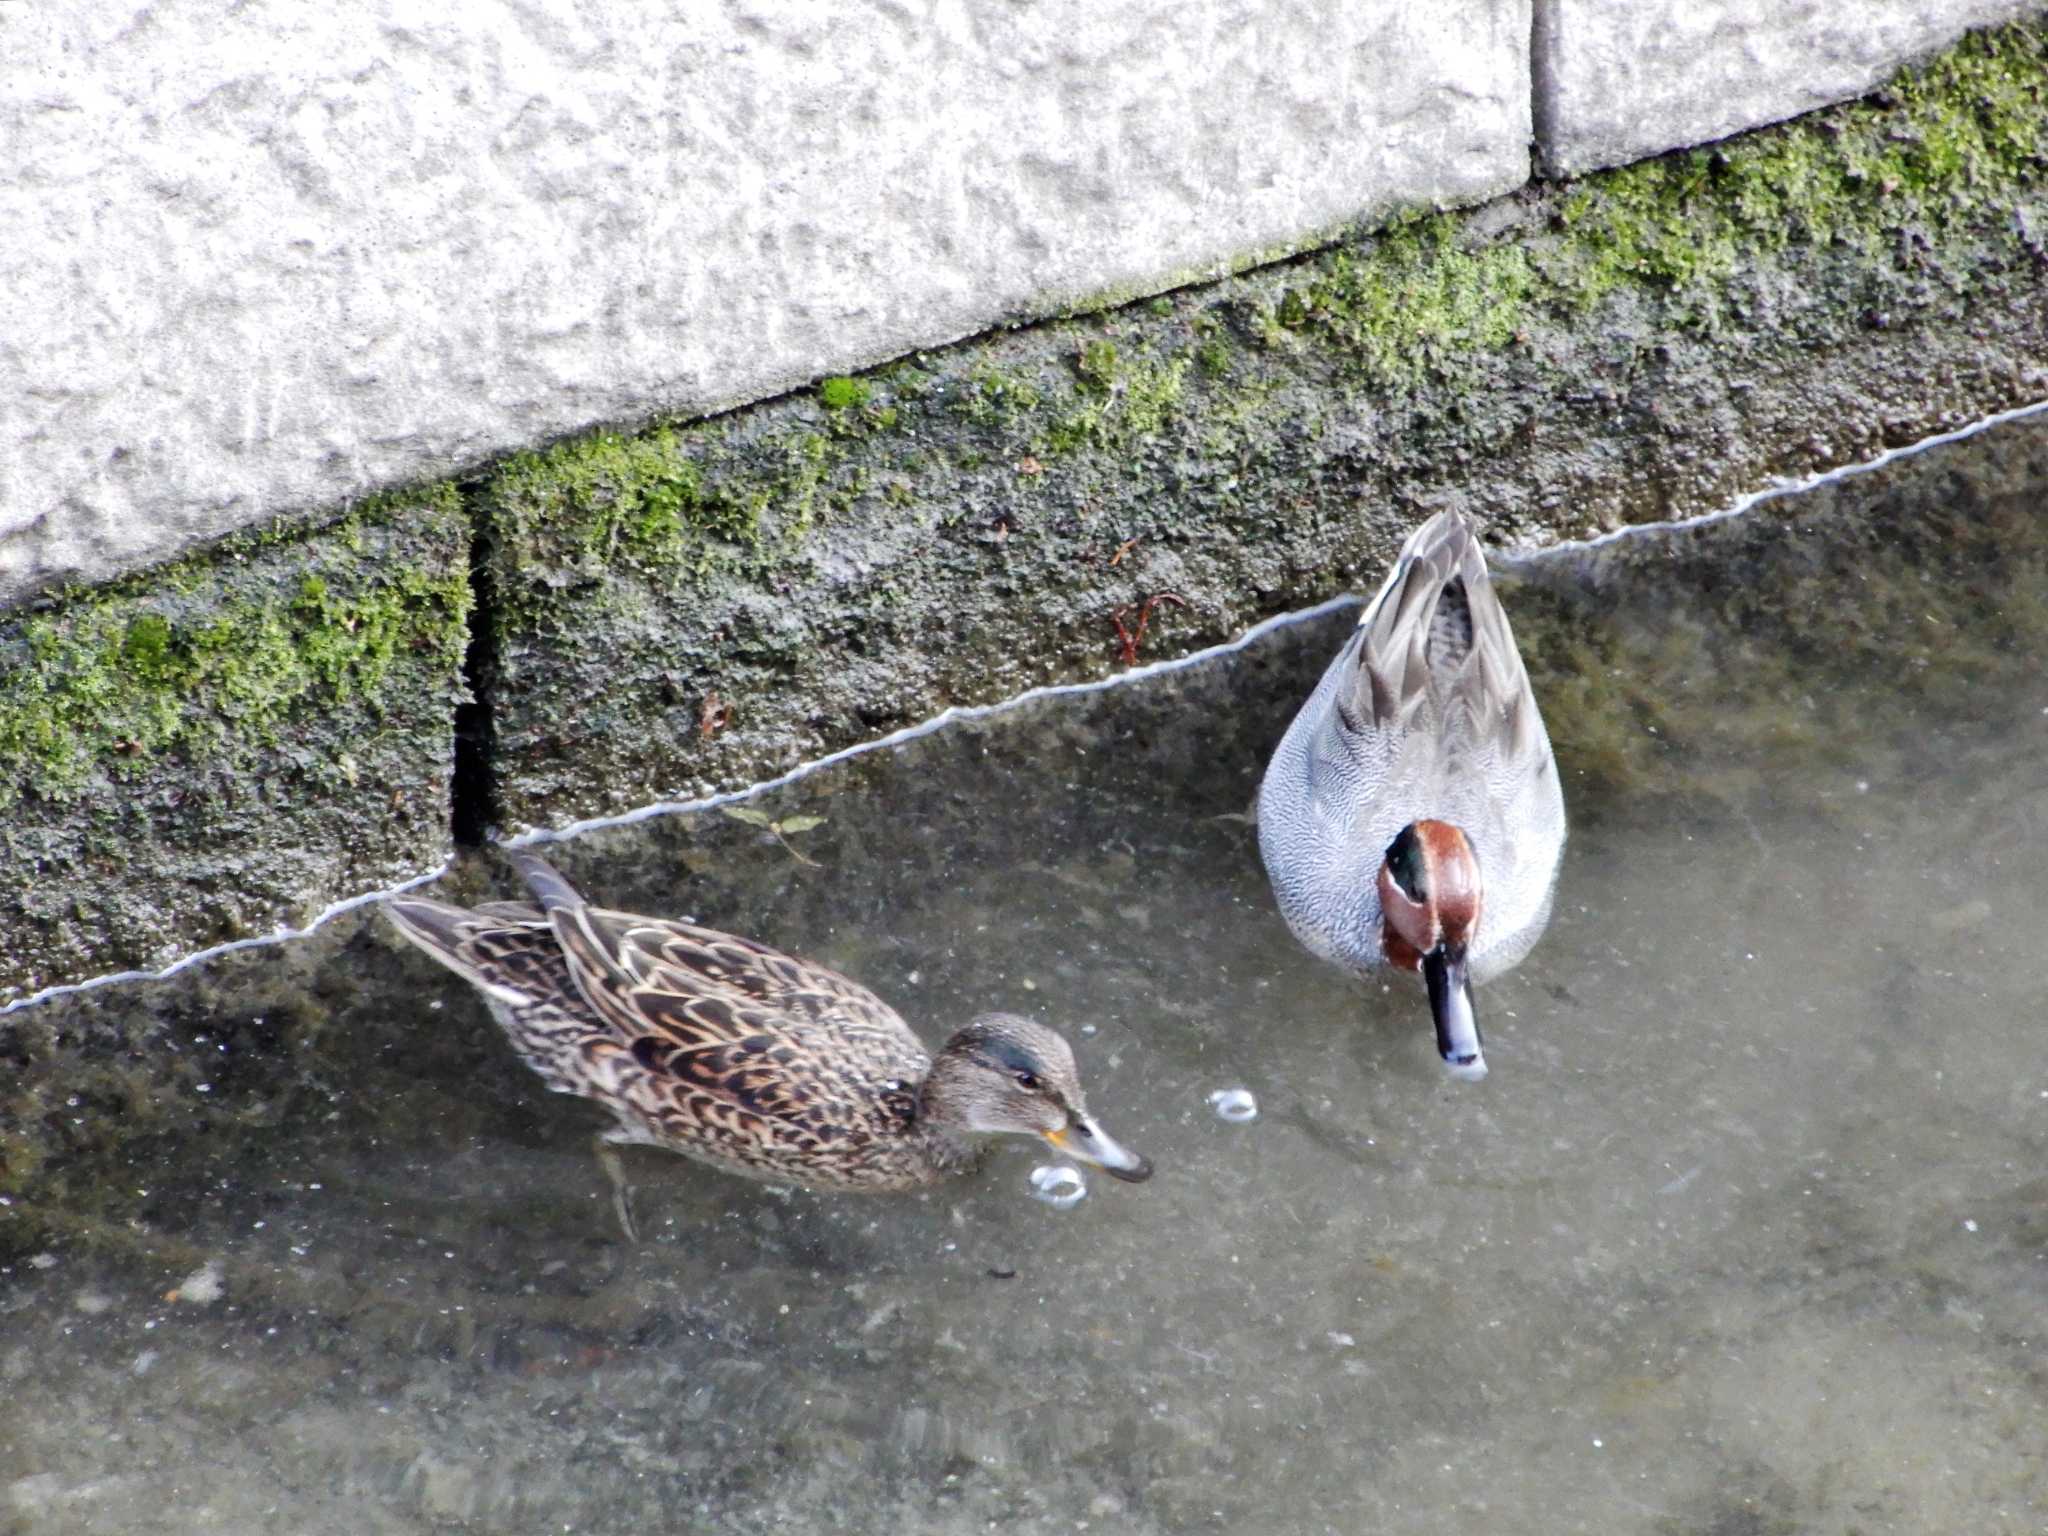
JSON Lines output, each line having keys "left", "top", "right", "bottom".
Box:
{"left": 1110, "top": 591, "right": 1187, "bottom": 666}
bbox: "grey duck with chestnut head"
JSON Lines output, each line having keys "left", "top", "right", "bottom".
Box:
{"left": 1258, "top": 510, "right": 1566, "bottom": 1080}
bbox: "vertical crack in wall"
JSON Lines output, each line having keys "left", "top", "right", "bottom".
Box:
{"left": 449, "top": 482, "right": 500, "bottom": 847}
{"left": 1530, "top": 0, "right": 1561, "bottom": 179}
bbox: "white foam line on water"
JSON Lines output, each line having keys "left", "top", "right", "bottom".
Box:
{"left": 0, "top": 597, "right": 1363, "bottom": 1020}
{"left": 0, "top": 863, "right": 453, "bottom": 1017}
{"left": 501, "top": 590, "right": 1365, "bottom": 847}
{"left": 11, "top": 394, "right": 2045, "bottom": 1016}
{"left": 1506, "top": 395, "right": 2048, "bottom": 565}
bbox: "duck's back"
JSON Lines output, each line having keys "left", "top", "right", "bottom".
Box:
{"left": 387, "top": 892, "right": 947, "bottom": 1190}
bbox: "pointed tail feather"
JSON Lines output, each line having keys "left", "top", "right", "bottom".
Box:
{"left": 386, "top": 893, "right": 565, "bottom": 1010}
{"left": 510, "top": 852, "right": 587, "bottom": 916}
{"left": 1355, "top": 511, "right": 1479, "bottom": 724}
{"left": 1351, "top": 511, "right": 1533, "bottom": 735}
{"left": 387, "top": 896, "right": 523, "bottom": 995}
{"left": 508, "top": 852, "right": 646, "bottom": 1028}
{"left": 386, "top": 895, "right": 487, "bottom": 964}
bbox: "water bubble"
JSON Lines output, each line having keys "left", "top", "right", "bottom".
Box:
{"left": 1028, "top": 1164, "right": 1087, "bottom": 1209}
{"left": 1208, "top": 1087, "right": 1258, "bottom": 1123}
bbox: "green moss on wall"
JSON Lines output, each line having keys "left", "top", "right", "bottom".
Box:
{"left": 818, "top": 375, "right": 870, "bottom": 410}
{"left": 1549, "top": 23, "right": 2048, "bottom": 310}
{"left": 482, "top": 19, "right": 2048, "bottom": 636}
{"left": 0, "top": 485, "right": 472, "bottom": 810}
{"left": 1042, "top": 343, "right": 1191, "bottom": 454}
{"left": 475, "top": 17, "right": 2048, "bottom": 829}
{"left": 0, "top": 486, "right": 473, "bottom": 1000}
{"left": 1274, "top": 214, "right": 1536, "bottom": 383}
{"left": 480, "top": 420, "right": 885, "bottom": 636}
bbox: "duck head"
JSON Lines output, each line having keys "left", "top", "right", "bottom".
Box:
{"left": 924, "top": 1013, "right": 1153, "bottom": 1181}
{"left": 1377, "top": 820, "right": 1488, "bottom": 1081}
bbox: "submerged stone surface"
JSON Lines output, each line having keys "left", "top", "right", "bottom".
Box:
{"left": 479, "top": 22, "right": 2048, "bottom": 833}
{"left": 0, "top": 491, "right": 471, "bottom": 1002}
{"left": 3, "top": 407, "right": 2045, "bottom": 1534}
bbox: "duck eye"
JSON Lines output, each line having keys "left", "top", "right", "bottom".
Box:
{"left": 1013, "top": 1070, "right": 1041, "bottom": 1091}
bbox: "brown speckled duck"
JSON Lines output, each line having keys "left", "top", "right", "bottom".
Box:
{"left": 386, "top": 853, "right": 1151, "bottom": 1234}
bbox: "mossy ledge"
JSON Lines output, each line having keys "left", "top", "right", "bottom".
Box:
{"left": 2, "top": 22, "right": 2044, "bottom": 989}
{"left": 482, "top": 20, "right": 2048, "bottom": 830}
{"left": 0, "top": 489, "right": 471, "bottom": 1001}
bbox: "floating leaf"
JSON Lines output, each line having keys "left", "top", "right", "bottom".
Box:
{"left": 775, "top": 814, "right": 827, "bottom": 835}
{"left": 721, "top": 805, "right": 774, "bottom": 828}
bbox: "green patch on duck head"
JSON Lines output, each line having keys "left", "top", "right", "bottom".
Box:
{"left": 1384, "top": 824, "right": 1427, "bottom": 903}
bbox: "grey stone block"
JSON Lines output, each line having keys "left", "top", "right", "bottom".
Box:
{"left": 1535, "top": 0, "right": 2040, "bottom": 174}
{"left": 0, "top": 0, "right": 1532, "bottom": 606}
{"left": 0, "top": 490, "right": 471, "bottom": 1003}
{"left": 475, "top": 27, "right": 2048, "bottom": 834}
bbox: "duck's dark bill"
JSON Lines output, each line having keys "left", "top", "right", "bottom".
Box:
{"left": 1099, "top": 1153, "right": 1155, "bottom": 1184}
{"left": 1050, "top": 1120, "right": 1155, "bottom": 1182}
{"left": 1424, "top": 945, "right": 1487, "bottom": 1081}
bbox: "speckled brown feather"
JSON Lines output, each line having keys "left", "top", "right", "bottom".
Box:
{"left": 385, "top": 860, "right": 957, "bottom": 1191}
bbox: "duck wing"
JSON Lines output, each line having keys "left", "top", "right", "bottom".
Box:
{"left": 512, "top": 854, "right": 929, "bottom": 1130}
{"left": 384, "top": 894, "right": 578, "bottom": 1011}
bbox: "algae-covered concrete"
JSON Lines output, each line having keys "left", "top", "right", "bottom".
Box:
{"left": 479, "top": 21, "right": 2048, "bottom": 833}
{"left": 3, "top": 21, "right": 2046, "bottom": 996}
{"left": 0, "top": 492, "right": 471, "bottom": 1003}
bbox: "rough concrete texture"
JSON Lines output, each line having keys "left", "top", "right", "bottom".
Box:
{"left": 1535, "top": 0, "right": 2043, "bottom": 174}
{"left": 478, "top": 22, "right": 2048, "bottom": 834}
{"left": 0, "top": 493, "right": 471, "bottom": 1004}
{"left": 2, "top": 20, "right": 2044, "bottom": 998}
{"left": 0, "top": 0, "right": 1532, "bottom": 606}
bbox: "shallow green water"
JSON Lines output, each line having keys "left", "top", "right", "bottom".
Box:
{"left": 4, "top": 413, "right": 2045, "bottom": 1534}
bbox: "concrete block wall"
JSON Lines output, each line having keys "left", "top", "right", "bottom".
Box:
{"left": 5, "top": 0, "right": 2036, "bottom": 606}
{"left": 1536, "top": 0, "right": 2041, "bottom": 173}
{"left": 4, "top": 7, "right": 2046, "bottom": 1002}
{"left": 1, "top": 0, "right": 1533, "bottom": 604}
